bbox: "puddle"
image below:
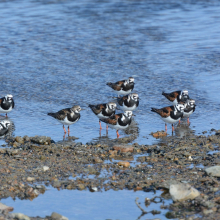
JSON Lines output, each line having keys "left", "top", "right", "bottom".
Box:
{"left": 1, "top": 188, "right": 172, "bottom": 220}
{"left": 187, "top": 164, "right": 205, "bottom": 169}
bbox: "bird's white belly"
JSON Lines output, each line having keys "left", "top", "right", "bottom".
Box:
{"left": 161, "top": 116, "right": 180, "bottom": 124}
{"left": 120, "top": 103, "right": 137, "bottom": 111}
{"left": 115, "top": 89, "right": 132, "bottom": 96}
{"left": 108, "top": 123, "right": 129, "bottom": 130}
{"left": 97, "top": 112, "right": 109, "bottom": 120}
{"left": 0, "top": 106, "right": 13, "bottom": 113}
{"left": 59, "top": 117, "right": 79, "bottom": 125}
{"left": 183, "top": 110, "right": 193, "bottom": 118}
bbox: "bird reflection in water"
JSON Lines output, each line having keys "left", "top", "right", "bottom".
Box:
{"left": 0, "top": 117, "right": 15, "bottom": 138}
{"left": 174, "top": 122, "right": 195, "bottom": 138}
{"left": 96, "top": 117, "right": 139, "bottom": 145}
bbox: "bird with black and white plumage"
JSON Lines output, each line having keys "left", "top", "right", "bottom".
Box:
{"left": 0, "top": 120, "right": 11, "bottom": 136}
{"left": 100, "top": 111, "right": 133, "bottom": 138}
{"left": 151, "top": 103, "right": 185, "bottom": 132}
{"left": 181, "top": 99, "right": 196, "bottom": 124}
{"left": 106, "top": 77, "right": 135, "bottom": 97}
{"left": 88, "top": 102, "right": 117, "bottom": 131}
{"left": 162, "top": 90, "right": 189, "bottom": 105}
{"left": 48, "top": 105, "right": 82, "bottom": 135}
{"left": 117, "top": 93, "right": 139, "bottom": 111}
{"left": 0, "top": 94, "right": 15, "bottom": 117}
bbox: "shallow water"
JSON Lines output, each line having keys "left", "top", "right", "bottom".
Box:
{"left": 0, "top": 0, "right": 220, "bottom": 145}
{"left": 2, "top": 188, "right": 171, "bottom": 220}
{"left": 0, "top": 0, "right": 220, "bottom": 218}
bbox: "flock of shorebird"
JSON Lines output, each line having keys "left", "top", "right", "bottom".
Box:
{"left": 0, "top": 77, "right": 196, "bottom": 138}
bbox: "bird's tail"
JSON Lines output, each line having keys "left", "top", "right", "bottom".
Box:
{"left": 48, "top": 113, "right": 56, "bottom": 117}
{"left": 151, "top": 108, "right": 161, "bottom": 115}
{"left": 162, "top": 91, "right": 170, "bottom": 100}
{"left": 162, "top": 91, "right": 167, "bottom": 96}
{"left": 106, "top": 82, "right": 113, "bottom": 88}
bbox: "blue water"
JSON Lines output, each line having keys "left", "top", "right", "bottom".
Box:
{"left": 0, "top": 0, "right": 220, "bottom": 218}
{"left": 0, "top": 0, "right": 219, "bottom": 145}
{"left": 1, "top": 188, "right": 171, "bottom": 220}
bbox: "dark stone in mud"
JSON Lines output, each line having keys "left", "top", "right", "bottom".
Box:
{"left": 165, "top": 211, "right": 177, "bottom": 219}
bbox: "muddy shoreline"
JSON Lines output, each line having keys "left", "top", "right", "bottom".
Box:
{"left": 0, "top": 129, "right": 220, "bottom": 219}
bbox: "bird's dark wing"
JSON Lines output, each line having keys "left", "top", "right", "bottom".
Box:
{"left": 162, "top": 91, "right": 181, "bottom": 102}
{"left": 89, "top": 104, "right": 105, "bottom": 115}
{"left": 117, "top": 96, "right": 128, "bottom": 106}
{"left": 100, "top": 114, "right": 120, "bottom": 125}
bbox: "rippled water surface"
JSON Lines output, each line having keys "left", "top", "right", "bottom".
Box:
{"left": 0, "top": 0, "right": 220, "bottom": 144}
{"left": 1, "top": 0, "right": 220, "bottom": 218}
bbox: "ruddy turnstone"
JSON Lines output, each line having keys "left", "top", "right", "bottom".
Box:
{"left": 151, "top": 103, "right": 185, "bottom": 132}
{"left": 117, "top": 93, "right": 139, "bottom": 111}
{"left": 106, "top": 77, "right": 135, "bottom": 96}
{"left": 182, "top": 99, "right": 196, "bottom": 124}
{"left": 0, "top": 120, "right": 11, "bottom": 136}
{"left": 162, "top": 90, "right": 189, "bottom": 105}
{"left": 88, "top": 102, "right": 117, "bottom": 130}
{"left": 100, "top": 111, "right": 132, "bottom": 138}
{"left": 0, "top": 94, "right": 15, "bottom": 117}
{"left": 48, "top": 105, "right": 81, "bottom": 134}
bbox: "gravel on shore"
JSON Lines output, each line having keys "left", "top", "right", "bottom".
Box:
{"left": 0, "top": 128, "right": 220, "bottom": 219}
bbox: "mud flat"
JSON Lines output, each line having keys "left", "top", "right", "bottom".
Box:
{"left": 0, "top": 129, "right": 220, "bottom": 219}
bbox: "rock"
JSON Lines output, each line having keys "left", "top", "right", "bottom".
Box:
{"left": 33, "top": 189, "right": 40, "bottom": 196}
{"left": 7, "top": 149, "right": 19, "bottom": 156}
{"left": 53, "top": 180, "right": 61, "bottom": 188}
{"left": 27, "top": 177, "right": 35, "bottom": 182}
{"left": 169, "top": 182, "right": 200, "bottom": 202}
{"left": 15, "top": 136, "right": 24, "bottom": 144}
{"left": 205, "top": 166, "right": 220, "bottom": 177}
{"left": 93, "top": 157, "right": 103, "bottom": 163}
{"left": 0, "top": 149, "right": 6, "bottom": 154}
{"left": 30, "top": 136, "right": 51, "bottom": 145}
{"left": 11, "top": 213, "right": 30, "bottom": 220}
{"left": 0, "top": 202, "right": 13, "bottom": 212}
{"left": 203, "top": 209, "right": 214, "bottom": 215}
{"left": 113, "top": 145, "right": 134, "bottom": 153}
{"left": 51, "top": 212, "right": 68, "bottom": 220}
{"left": 152, "top": 131, "right": 167, "bottom": 138}
{"left": 87, "top": 166, "right": 98, "bottom": 175}
{"left": 43, "top": 166, "right": 49, "bottom": 172}
{"left": 77, "top": 184, "right": 85, "bottom": 190}
{"left": 159, "top": 180, "right": 180, "bottom": 189}
{"left": 118, "top": 161, "right": 130, "bottom": 168}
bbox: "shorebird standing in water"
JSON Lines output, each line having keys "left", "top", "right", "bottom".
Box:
{"left": 48, "top": 105, "right": 82, "bottom": 136}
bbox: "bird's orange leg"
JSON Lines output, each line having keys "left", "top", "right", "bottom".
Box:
{"left": 165, "top": 124, "right": 167, "bottom": 132}
{"left": 68, "top": 126, "right": 70, "bottom": 135}
{"left": 172, "top": 124, "right": 174, "bottom": 132}
{"left": 187, "top": 118, "right": 190, "bottom": 125}
{"left": 99, "top": 120, "right": 102, "bottom": 130}
{"left": 116, "top": 130, "right": 120, "bottom": 138}
{"left": 63, "top": 125, "right": 67, "bottom": 133}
